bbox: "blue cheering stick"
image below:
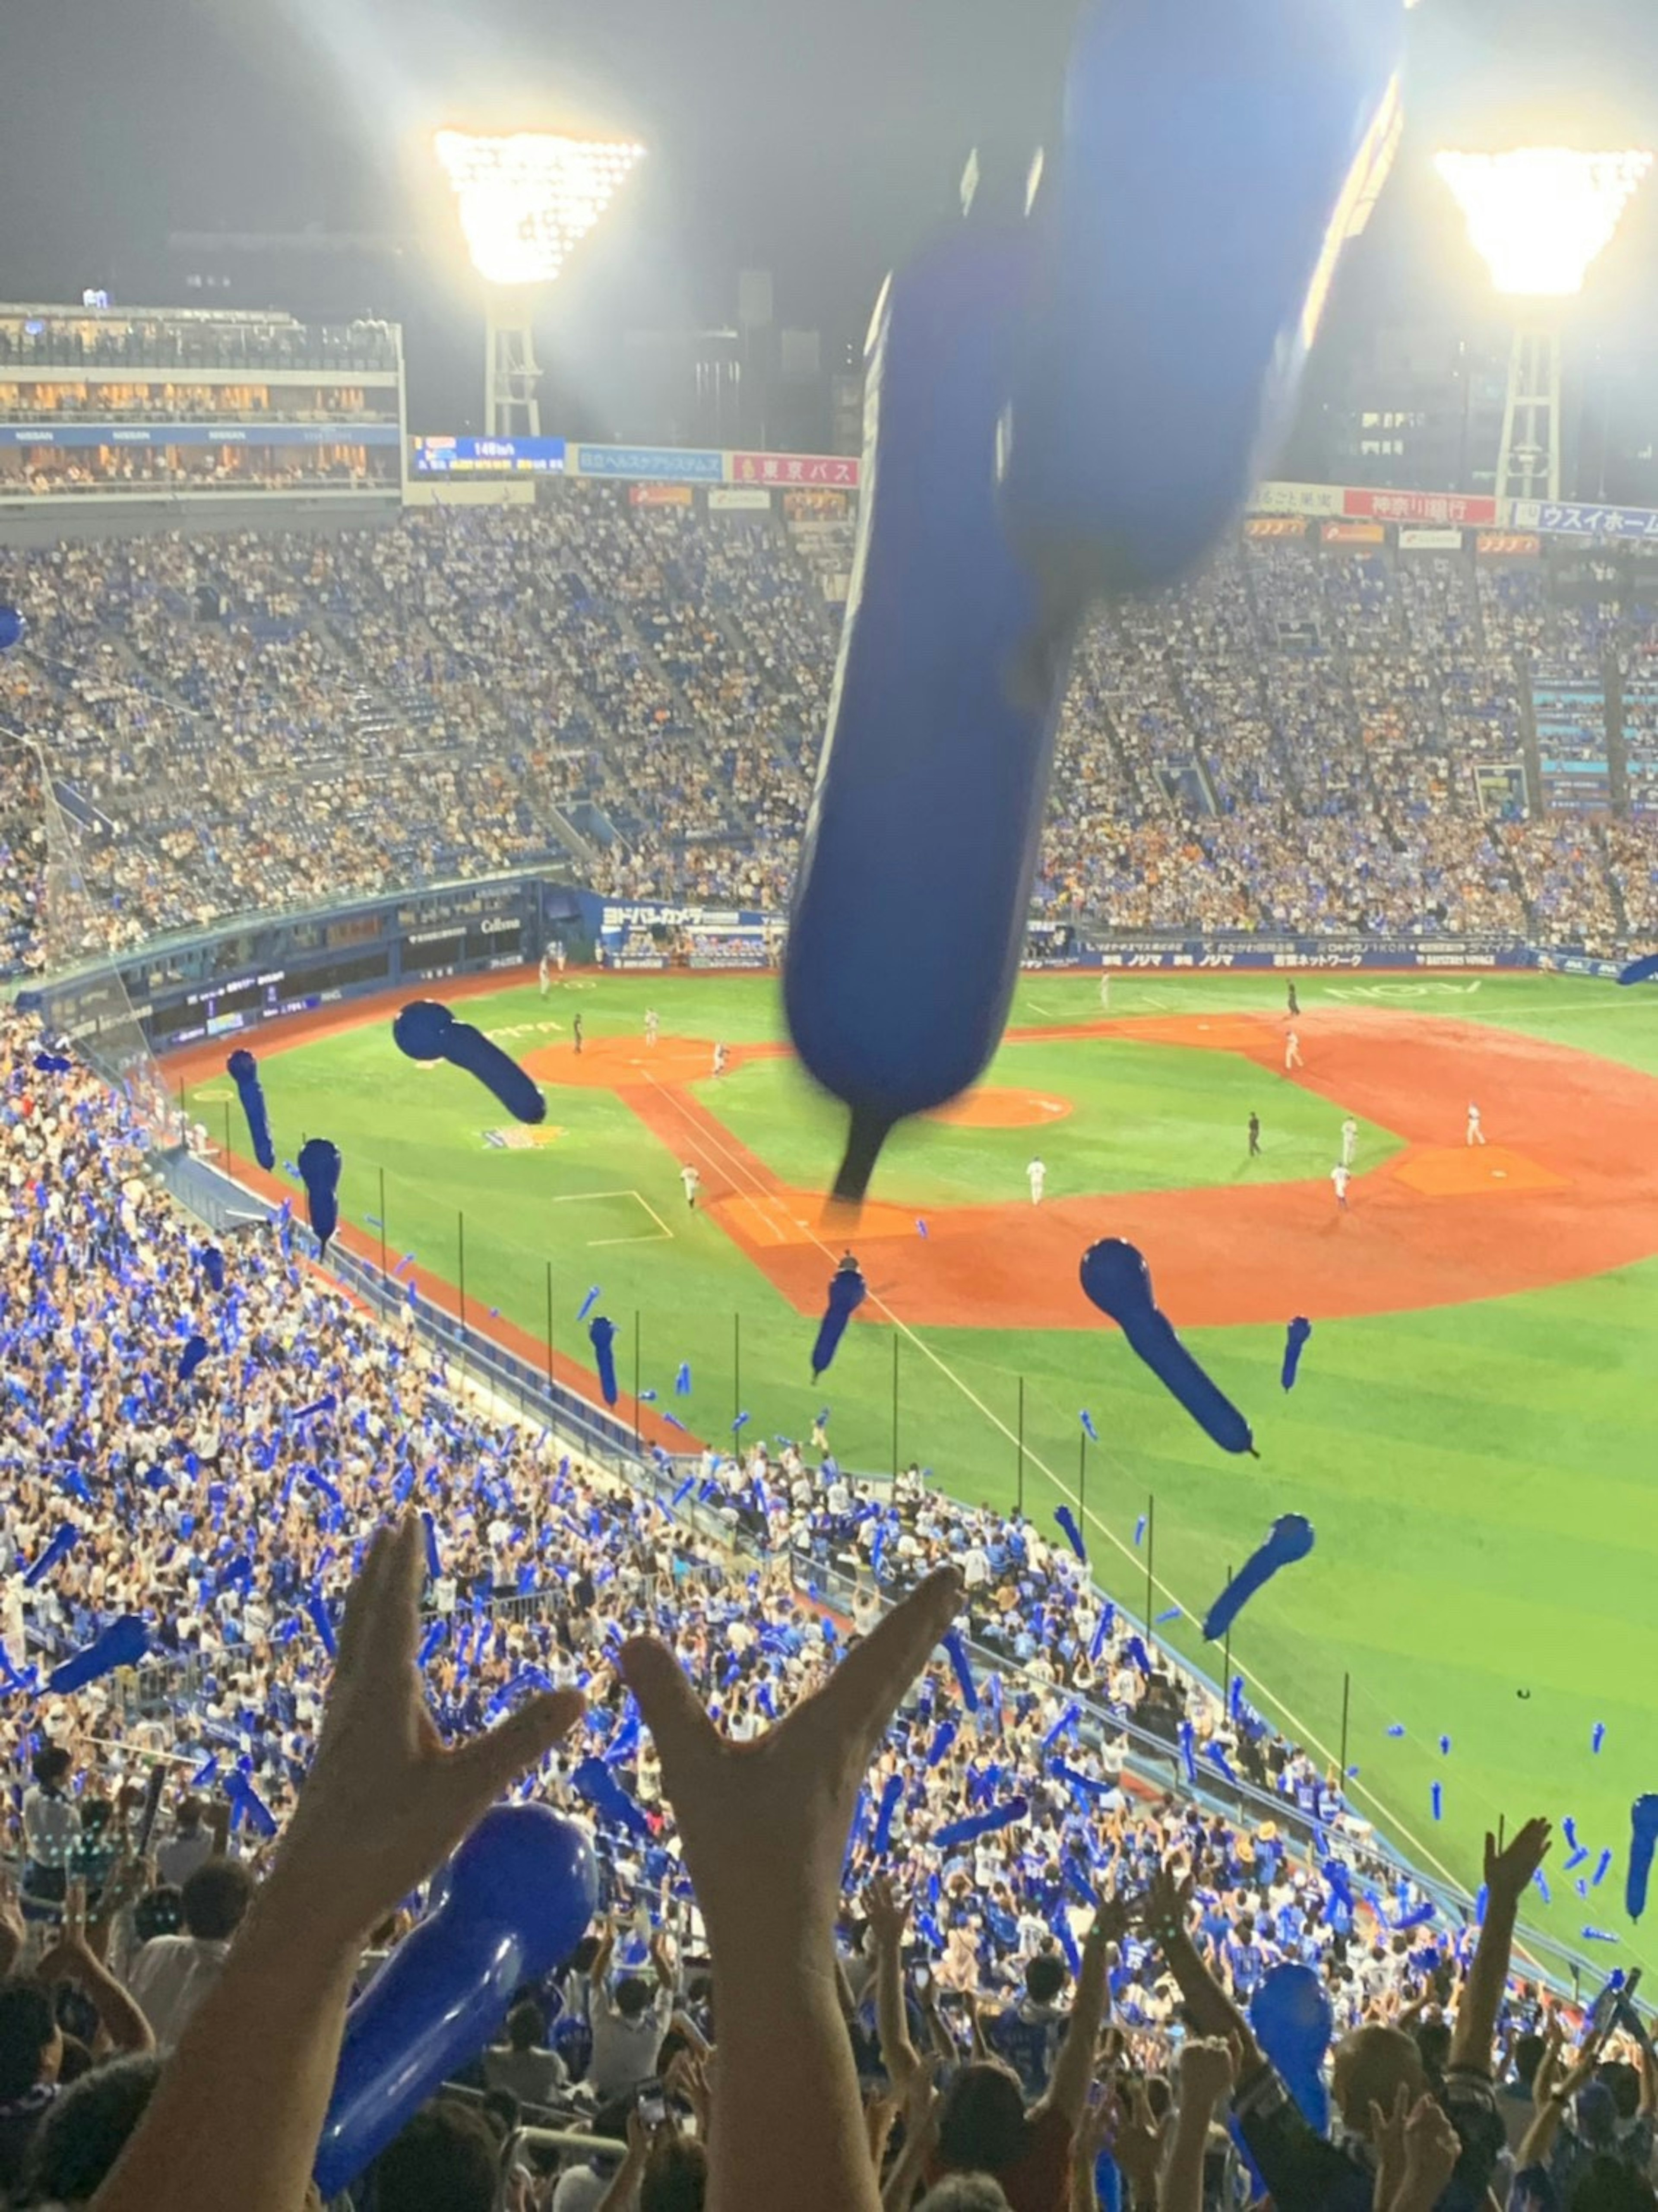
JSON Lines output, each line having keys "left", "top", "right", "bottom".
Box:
{"left": 226, "top": 1050, "right": 276, "bottom": 1171}
{"left": 811, "top": 1262, "right": 867, "bottom": 1378}
{"left": 1281, "top": 1317, "right": 1313, "bottom": 1392}
{"left": 1626, "top": 1798, "right": 1658, "bottom": 1923}
{"left": 927, "top": 1721, "right": 958, "bottom": 1769}
{"left": 298, "top": 1139, "right": 342, "bottom": 1251}
{"left": 1201, "top": 1515, "right": 1314, "bottom": 1640}
{"left": 1000, "top": 0, "right": 1402, "bottom": 606}
{"left": 588, "top": 1316, "right": 619, "bottom": 1408}
{"left": 392, "top": 1001, "right": 545, "bottom": 1125}
{"left": 931, "top": 1797, "right": 1029, "bottom": 1853}
{"left": 1081, "top": 1239, "right": 1256, "bottom": 1455}
{"left": 22, "top": 1524, "right": 79, "bottom": 1589}
{"left": 45, "top": 1615, "right": 149, "bottom": 1696}
{"left": 576, "top": 1286, "right": 602, "bottom": 1324}
{"left": 872, "top": 1773, "right": 905, "bottom": 1855}
{"left": 420, "top": 1514, "right": 442, "bottom": 1584}
{"left": 782, "top": 147, "right": 1077, "bottom": 1208}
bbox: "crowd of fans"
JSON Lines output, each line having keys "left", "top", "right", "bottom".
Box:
{"left": 4, "top": 497, "right": 1658, "bottom": 975}
{"left": 0, "top": 998, "right": 1640, "bottom": 2212}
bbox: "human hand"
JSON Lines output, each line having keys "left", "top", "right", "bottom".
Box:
{"left": 862, "top": 1874, "right": 911, "bottom": 1953}
{"left": 1111, "top": 2076, "right": 1165, "bottom": 2200}
{"left": 270, "top": 1515, "right": 585, "bottom": 1949}
{"left": 1483, "top": 1819, "right": 1550, "bottom": 1913}
{"left": 1177, "top": 2036, "right": 1236, "bottom": 2113}
{"left": 666, "top": 2046, "right": 712, "bottom": 2133}
{"left": 620, "top": 1567, "right": 961, "bottom": 1968}
{"left": 1370, "top": 2082, "right": 1411, "bottom": 2212}
{"left": 1396, "top": 2093, "right": 1461, "bottom": 2212}
{"left": 1139, "top": 1860, "right": 1196, "bottom": 1950}
{"left": 0, "top": 1866, "right": 26, "bottom": 1976}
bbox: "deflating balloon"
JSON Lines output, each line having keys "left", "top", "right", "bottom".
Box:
{"left": 1249, "top": 1965, "right": 1332, "bottom": 2134}
{"left": 22, "top": 1525, "right": 79, "bottom": 1590}
{"left": 810, "top": 1263, "right": 867, "bottom": 1378}
{"left": 570, "top": 1755, "right": 652, "bottom": 1842}
{"left": 1080, "top": 1238, "right": 1255, "bottom": 1454}
{"left": 0, "top": 608, "right": 25, "bottom": 652}
{"left": 45, "top": 1615, "right": 149, "bottom": 1696}
{"left": 177, "top": 1334, "right": 210, "bottom": 1384}
{"left": 1000, "top": 0, "right": 1404, "bottom": 602}
{"left": 32, "top": 1052, "right": 71, "bottom": 1075}
{"left": 297, "top": 1138, "right": 342, "bottom": 1250}
{"left": 1626, "top": 1797, "right": 1658, "bottom": 1923}
{"left": 1054, "top": 1506, "right": 1087, "bottom": 1563}
{"left": 931, "top": 1797, "right": 1029, "bottom": 1852}
{"left": 942, "top": 1629, "right": 979, "bottom": 1713}
{"left": 226, "top": 1049, "right": 276, "bottom": 1172}
{"left": 1281, "top": 1317, "right": 1313, "bottom": 1392}
{"left": 1618, "top": 954, "right": 1658, "bottom": 987}
{"left": 314, "top": 1804, "right": 598, "bottom": 2196}
{"left": 782, "top": 149, "right": 1078, "bottom": 1204}
{"left": 392, "top": 1001, "right": 545, "bottom": 1125}
{"left": 1201, "top": 1515, "right": 1313, "bottom": 1640}
{"left": 589, "top": 1316, "right": 619, "bottom": 1408}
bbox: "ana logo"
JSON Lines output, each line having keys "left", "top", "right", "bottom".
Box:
{"left": 483, "top": 1126, "right": 564, "bottom": 1151}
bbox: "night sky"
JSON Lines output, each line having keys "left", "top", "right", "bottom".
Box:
{"left": 1, "top": 0, "right": 1655, "bottom": 429}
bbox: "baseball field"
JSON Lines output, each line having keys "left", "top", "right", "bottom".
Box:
{"left": 169, "top": 967, "right": 1658, "bottom": 1978}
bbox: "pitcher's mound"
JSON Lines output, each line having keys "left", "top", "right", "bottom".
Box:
{"left": 924, "top": 1088, "right": 1073, "bottom": 1131}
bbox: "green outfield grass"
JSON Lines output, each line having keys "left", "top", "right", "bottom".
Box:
{"left": 189, "top": 967, "right": 1658, "bottom": 1978}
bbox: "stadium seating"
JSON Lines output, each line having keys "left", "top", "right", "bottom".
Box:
{"left": 6, "top": 491, "right": 1658, "bottom": 975}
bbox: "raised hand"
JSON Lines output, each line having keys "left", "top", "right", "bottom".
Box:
{"left": 1484, "top": 1819, "right": 1551, "bottom": 1911}
{"left": 1177, "top": 2035, "right": 1237, "bottom": 2113}
{"left": 862, "top": 1874, "right": 911, "bottom": 1953}
{"left": 274, "top": 1513, "right": 585, "bottom": 1949}
{"left": 1397, "top": 2093, "right": 1462, "bottom": 2212}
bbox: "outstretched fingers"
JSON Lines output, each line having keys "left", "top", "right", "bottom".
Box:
{"left": 801, "top": 1566, "right": 963, "bottom": 1769}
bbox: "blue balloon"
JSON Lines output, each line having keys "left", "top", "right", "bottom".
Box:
{"left": 199, "top": 1245, "right": 226, "bottom": 1294}
{"left": 1001, "top": 0, "right": 1403, "bottom": 600}
{"left": 942, "top": 1629, "right": 979, "bottom": 1713}
{"left": 931, "top": 1797, "right": 1029, "bottom": 1852}
{"left": 872, "top": 1772, "right": 905, "bottom": 1855}
{"left": 811, "top": 1263, "right": 867, "bottom": 1377}
{"left": 226, "top": 1049, "right": 276, "bottom": 1172}
{"left": 32, "top": 1052, "right": 72, "bottom": 1075}
{"left": 1618, "top": 954, "right": 1658, "bottom": 986}
{"left": 1626, "top": 1797, "right": 1658, "bottom": 1923}
{"left": 1080, "top": 1238, "right": 1255, "bottom": 1454}
{"left": 297, "top": 1139, "right": 341, "bottom": 1250}
{"left": 22, "top": 1525, "right": 79, "bottom": 1590}
{"left": 392, "top": 1000, "right": 545, "bottom": 1125}
{"left": 1281, "top": 1316, "right": 1313, "bottom": 1392}
{"left": 1201, "top": 1515, "right": 1314, "bottom": 1641}
{"left": 783, "top": 154, "right": 1077, "bottom": 1205}
{"left": 177, "top": 1334, "right": 211, "bottom": 1384}
{"left": 926, "top": 1721, "right": 958, "bottom": 1769}
{"left": 314, "top": 1805, "right": 598, "bottom": 2196}
{"left": 1054, "top": 1505, "right": 1088, "bottom": 1563}
{"left": 0, "top": 607, "right": 24, "bottom": 653}
{"left": 1249, "top": 1964, "right": 1332, "bottom": 2133}
{"left": 588, "top": 1315, "right": 619, "bottom": 1407}
{"left": 570, "top": 1754, "right": 652, "bottom": 1842}
{"left": 45, "top": 1614, "right": 149, "bottom": 1696}
{"left": 576, "top": 1285, "right": 602, "bottom": 1325}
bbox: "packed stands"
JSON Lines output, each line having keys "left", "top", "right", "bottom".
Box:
{"left": 6, "top": 491, "right": 1658, "bottom": 978}
{"left": 0, "top": 996, "right": 1600, "bottom": 2212}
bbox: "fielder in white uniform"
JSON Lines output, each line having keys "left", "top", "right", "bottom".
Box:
{"left": 681, "top": 1164, "right": 701, "bottom": 1211}
{"left": 1466, "top": 1101, "right": 1485, "bottom": 1147}
{"left": 1331, "top": 1162, "right": 1351, "bottom": 1210}
{"left": 538, "top": 953, "right": 551, "bottom": 998}
{"left": 1027, "top": 1158, "right": 1047, "bottom": 1205}
{"left": 645, "top": 1009, "right": 660, "bottom": 1047}
{"left": 1340, "top": 1117, "right": 1358, "bottom": 1168}
{"left": 1285, "top": 1029, "right": 1304, "bottom": 1071}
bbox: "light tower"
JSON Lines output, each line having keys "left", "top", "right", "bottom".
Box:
{"left": 1434, "top": 147, "right": 1652, "bottom": 502}
{"left": 433, "top": 129, "right": 645, "bottom": 437}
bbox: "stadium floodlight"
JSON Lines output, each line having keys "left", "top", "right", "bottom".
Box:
{"left": 433, "top": 130, "right": 645, "bottom": 290}
{"left": 1433, "top": 147, "right": 1652, "bottom": 298}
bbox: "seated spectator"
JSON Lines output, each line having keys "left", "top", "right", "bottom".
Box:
{"left": 125, "top": 1858, "right": 254, "bottom": 2051}
{"left": 483, "top": 1997, "right": 567, "bottom": 2106}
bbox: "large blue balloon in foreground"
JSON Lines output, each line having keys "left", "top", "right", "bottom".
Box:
{"left": 315, "top": 1804, "right": 598, "bottom": 2195}
{"left": 0, "top": 608, "right": 24, "bottom": 654}
{"left": 784, "top": 151, "right": 1077, "bottom": 1204}
{"left": 1081, "top": 1239, "right": 1255, "bottom": 1454}
{"left": 1001, "top": 0, "right": 1404, "bottom": 600}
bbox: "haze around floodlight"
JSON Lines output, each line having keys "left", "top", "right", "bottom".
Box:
{"left": 1433, "top": 146, "right": 1652, "bottom": 297}
{"left": 433, "top": 130, "right": 645, "bottom": 288}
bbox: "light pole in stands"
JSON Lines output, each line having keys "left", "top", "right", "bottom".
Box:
{"left": 432, "top": 128, "right": 645, "bottom": 440}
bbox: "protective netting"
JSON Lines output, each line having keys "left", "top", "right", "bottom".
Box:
{"left": 0, "top": 730, "right": 176, "bottom": 1147}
